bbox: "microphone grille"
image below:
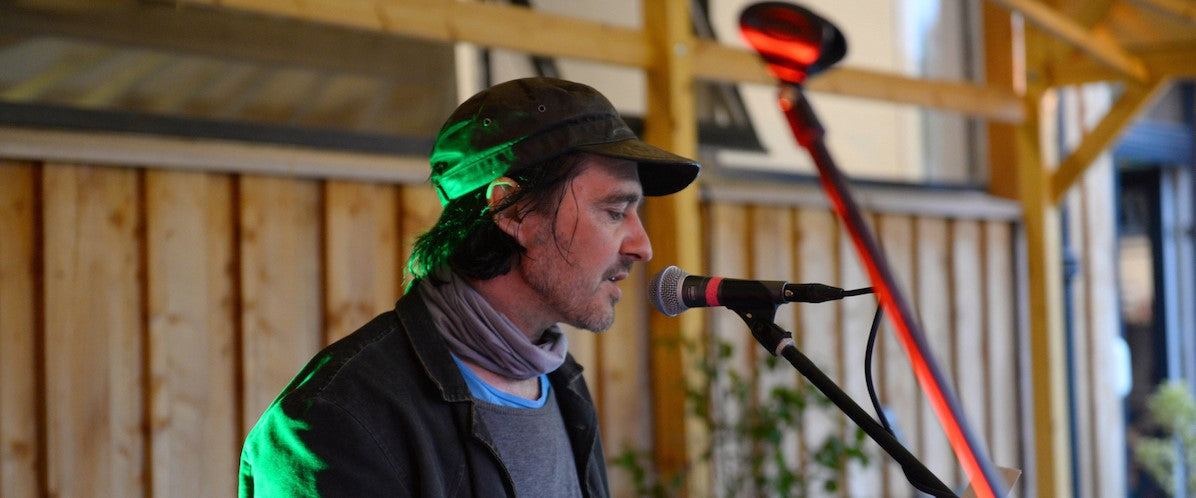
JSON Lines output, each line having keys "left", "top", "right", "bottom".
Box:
{"left": 648, "top": 265, "right": 689, "bottom": 317}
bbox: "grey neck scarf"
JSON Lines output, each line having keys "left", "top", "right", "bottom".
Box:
{"left": 418, "top": 270, "right": 568, "bottom": 380}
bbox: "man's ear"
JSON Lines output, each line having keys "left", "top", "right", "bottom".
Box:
{"left": 486, "top": 177, "right": 519, "bottom": 209}
{"left": 487, "top": 177, "right": 522, "bottom": 236}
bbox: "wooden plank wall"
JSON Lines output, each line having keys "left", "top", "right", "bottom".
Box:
{"left": 2, "top": 154, "right": 1117, "bottom": 497}
{"left": 702, "top": 196, "right": 1026, "bottom": 497}
{"left": 0, "top": 157, "right": 665, "bottom": 497}
{"left": 0, "top": 160, "right": 422, "bottom": 496}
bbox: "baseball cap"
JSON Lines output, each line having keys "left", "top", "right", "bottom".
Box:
{"left": 429, "top": 77, "right": 700, "bottom": 206}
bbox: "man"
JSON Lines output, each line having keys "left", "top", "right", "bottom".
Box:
{"left": 238, "top": 77, "right": 699, "bottom": 497}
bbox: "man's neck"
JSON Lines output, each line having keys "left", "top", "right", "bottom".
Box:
{"left": 458, "top": 272, "right": 555, "bottom": 400}
{"left": 466, "top": 272, "right": 555, "bottom": 343}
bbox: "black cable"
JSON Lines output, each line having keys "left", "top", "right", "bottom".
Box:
{"left": 864, "top": 303, "right": 893, "bottom": 435}
{"left": 861, "top": 303, "right": 961, "bottom": 497}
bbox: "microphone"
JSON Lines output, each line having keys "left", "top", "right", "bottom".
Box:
{"left": 648, "top": 265, "right": 871, "bottom": 317}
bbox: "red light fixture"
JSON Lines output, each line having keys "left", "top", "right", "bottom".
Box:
{"left": 739, "top": 2, "right": 847, "bottom": 85}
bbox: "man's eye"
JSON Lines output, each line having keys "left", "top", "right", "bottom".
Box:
{"left": 607, "top": 210, "right": 626, "bottom": 221}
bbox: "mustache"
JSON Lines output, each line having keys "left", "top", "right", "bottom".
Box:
{"left": 604, "top": 260, "right": 635, "bottom": 279}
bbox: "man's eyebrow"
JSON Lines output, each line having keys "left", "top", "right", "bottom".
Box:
{"left": 599, "top": 191, "right": 644, "bottom": 207}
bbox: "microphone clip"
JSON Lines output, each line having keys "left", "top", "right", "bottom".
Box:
{"left": 727, "top": 304, "right": 793, "bottom": 357}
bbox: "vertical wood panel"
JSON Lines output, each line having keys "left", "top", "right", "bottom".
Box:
{"left": 324, "top": 181, "right": 400, "bottom": 342}
{"left": 398, "top": 185, "right": 441, "bottom": 286}
{"left": 706, "top": 202, "right": 751, "bottom": 496}
{"left": 239, "top": 175, "right": 322, "bottom": 430}
{"left": 983, "top": 220, "right": 1019, "bottom": 472}
{"left": 749, "top": 205, "right": 799, "bottom": 487}
{"left": 795, "top": 208, "right": 840, "bottom": 498}
{"left": 599, "top": 263, "right": 652, "bottom": 498}
{"left": 1080, "top": 157, "right": 1126, "bottom": 497}
{"left": 0, "top": 162, "right": 40, "bottom": 498}
{"left": 839, "top": 220, "right": 883, "bottom": 497}
{"left": 1059, "top": 85, "right": 1095, "bottom": 498}
{"left": 43, "top": 164, "right": 144, "bottom": 497}
{"left": 1065, "top": 185, "right": 1094, "bottom": 497}
{"left": 877, "top": 213, "right": 920, "bottom": 497}
{"left": 146, "top": 170, "right": 237, "bottom": 497}
{"left": 950, "top": 218, "right": 990, "bottom": 484}
{"left": 914, "top": 217, "right": 958, "bottom": 488}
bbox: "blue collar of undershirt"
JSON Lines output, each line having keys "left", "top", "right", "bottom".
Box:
{"left": 451, "top": 354, "right": 549, "bottom": 408}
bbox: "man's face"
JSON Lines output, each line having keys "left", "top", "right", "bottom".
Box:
{"left": 517, "top": 154, "right": 652, "bottom": 332}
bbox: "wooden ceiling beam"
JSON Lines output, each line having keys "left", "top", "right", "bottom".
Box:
{"left": 1052, "top": 44, "right": 1196, "bottom": 85}
{"left": 1126, "top": 0, "right": 1196, "bottom": 24}
{"left": 1061, "top": 0, "right": 1116, "bottom": 27}
{"left": 179, "top": 0, "right": 653, "bottom": 69}
{"left": 1049, "top": 78, "right": 1170, "bottom": 203}
{"left": 0, "top": 3, "right": 451, "bottom": 81}
{"left": 692, "top": 40, "right": 1025, "bottom": 124}
{"left": 176, "top": 0, "right": 1024, "bottom": 124}
{"left": 988, "top": 0, "right": 1150, "bottom": 83}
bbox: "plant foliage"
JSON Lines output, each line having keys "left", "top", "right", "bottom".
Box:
{"left": 611, "top": 337, "right": 870, "bottom": 497}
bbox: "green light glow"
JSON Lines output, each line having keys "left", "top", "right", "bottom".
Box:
{"left": 240, "top": 356, "right": 332, "bottom": 497}
{"left": 429, "top": 117, "right": 523, "bottom": 206}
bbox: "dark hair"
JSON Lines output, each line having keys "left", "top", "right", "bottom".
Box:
{"left": 407, "top": 152, "right": 590, "bottom": 284}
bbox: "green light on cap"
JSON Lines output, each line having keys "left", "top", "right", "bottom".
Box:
{"left": 430, "top": 118, "right": 524, "bottom": 206}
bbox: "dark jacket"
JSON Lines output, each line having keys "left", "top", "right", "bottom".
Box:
{"left": 239, "top": 291, "right": 610, "bottom": 497}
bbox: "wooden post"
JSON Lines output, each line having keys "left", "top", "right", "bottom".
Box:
{"left": 985, "top": 3, "right": 1020, "bottom": 200}
{"left": 640, "top": 0, "right": 704, "bottom": 487}
{"left": 1019, "top": 25, "right": 1073, "bottom": 496}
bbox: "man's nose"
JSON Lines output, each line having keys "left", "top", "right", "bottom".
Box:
{"left": 623, "top": 217, "right": 652, "bottom": 262}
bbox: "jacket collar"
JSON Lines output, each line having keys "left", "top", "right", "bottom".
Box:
{"left": 396, "top": 287, "right": 590, "bottom": 403}
{"left": 395, "top": 289, "right": 473, "bottom": 402}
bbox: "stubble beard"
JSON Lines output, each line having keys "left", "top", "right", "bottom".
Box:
{"left": 520, "top": 219, "right": 623, "bottom": 332}
{"left": 521, "top": 254, "right": 619, "bottom": 333}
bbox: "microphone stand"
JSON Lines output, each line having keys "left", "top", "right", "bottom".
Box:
{"left": 775, "top": 81, "right": 1005, "bottom": 497}
{"left": 728, "top": 303, "right": 957, "bottom": 497}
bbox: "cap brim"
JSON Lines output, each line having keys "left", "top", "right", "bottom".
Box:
{"left": 576, "top": 139, "right": 700, "bottom": 196}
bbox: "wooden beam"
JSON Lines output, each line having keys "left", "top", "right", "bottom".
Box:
{"left": 0, "top": 4, "right": 452, "bottom": 81}
{"left": 1061, "top": 0, "right": 1116, "bottom": 27}
{"left": 701, "top": 177, "right": 1021, "bottom": 220}
{"left": 1019, "top": 27, "right": 1073, "bottom": 498}
{"left": 640, "top": 0, "right": 706, "bottom": 490}
{"left": 179, "top": 0, "right": 652, "bottom": 69}
{"left": 1049, "top": 78, "right": 1169, "bottom": 203}
{"left": 174, "top": 0, "right": 1025, "bottom": 124}
{"left": 691, "top": 40, "right": 1025, "bottom": 123}
{"left": 988, "top": 0, "right": 1150, "bottom": 82}
{"left": 0, "top": 127, "right": 429, "bottom": 183}
{"left": 985, "top": 2, "right": 1023, "bottom": 199}
{"left": 1053, "top": 45, "right": 1196, "bottom": 85}
{"left": 1126, "top": 0, "right": 1196, "bottom": 24}
{"left": 1136, "top": 46, "right": 1196, "bottom": 77}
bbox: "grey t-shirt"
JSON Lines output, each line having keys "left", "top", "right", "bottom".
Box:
{"left": 475, "top": 388, "right": 583, "bottom": 497}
